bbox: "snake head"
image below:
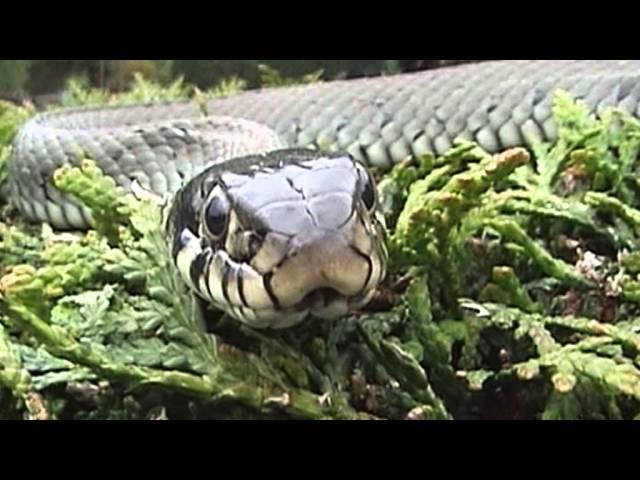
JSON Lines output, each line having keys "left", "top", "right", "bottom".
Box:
{"left": 167, "top": 148, "right": 388, "bottom": 329}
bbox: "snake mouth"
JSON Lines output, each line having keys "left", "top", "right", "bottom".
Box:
{"left": 283, "top": 286, "right": 374, "bottom": 324}
{"left": 300, "top": 288, "right": 341, "bottom": 309}
{"left": 302, "top": 287, "right": 377, "bottom": 318}
{"left": 295, "top": 287, "right": 348, "bottom": 319}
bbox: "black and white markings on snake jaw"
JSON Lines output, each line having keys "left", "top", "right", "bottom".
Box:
{"left": 210, "top": 251, "right": 248, "bottom": 309}
{"left": 350, "top": 245, "right": 373, "bottom": 293}
{"left": 221, "top": 262, "right": 232, "bottom": 306}
{"left": 262, "top": 272, "right": 281, "bottom": 310}
{"left": 236, "top": 269, "right": 248, "bottom": 308}
{"left": 189, "top": 248, "right": 213, "bottom": 299}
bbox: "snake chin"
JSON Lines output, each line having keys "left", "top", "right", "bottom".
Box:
{"left": 295, "top": 287, "right": 373, "bottom": 319}
{"left": 299, "top": 288, "right": 342, "bottom": 313}
{"left": 244, "top": 287, "right": 376, "bottom": 330}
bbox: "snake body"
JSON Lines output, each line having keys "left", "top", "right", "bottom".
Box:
{"left": 9, "top": 60, "right": 640, "bottom": 328}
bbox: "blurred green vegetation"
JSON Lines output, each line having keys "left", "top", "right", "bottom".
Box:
{"left": 0, "top": 60, "right": 468, "bottom": 101}
{"left": 0, "top": 61, "right": 32, "bottom": 96}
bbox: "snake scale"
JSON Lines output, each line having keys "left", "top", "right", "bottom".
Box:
{"left": 8, "top": 60, "right": 640, "bottom": 328}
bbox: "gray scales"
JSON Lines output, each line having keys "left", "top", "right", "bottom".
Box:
{"left": 8, "top": 60, "right": 640, "bottom": 328}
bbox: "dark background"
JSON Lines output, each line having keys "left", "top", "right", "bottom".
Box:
{"left": 0, "top": 60, "right": 476, "bottom": 103}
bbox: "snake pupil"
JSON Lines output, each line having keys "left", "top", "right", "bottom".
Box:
{"left": 204, "top": 194, "right": 229, "bottom": 238}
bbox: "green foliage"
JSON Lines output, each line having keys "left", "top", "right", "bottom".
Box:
{"left": 257, "top": 64, "right": 324, "bottom": 87}
{"left": 0, "top": 61, "right": 32, "bottom": 95}
{"left": 169, "top": 60, "right": 390, "bottom": 90}
{"left": 0, "top": 101, "right": 35, "bottom": 191}
{"left": 379, "top": 90, "right": 640, "bottom": 419}
{"left": 57, "top": 76, "right": 111, "bottom": 108}
{"left": 0, "top": 322, "right": 32, "bottom": 398}
{"left": 203, "top": 77, "right": 248, "bottom": 99}
{"left": 485, "top": 306, "right": 640, "bottom": 420}
{"left": 53, "top": 72, "right": 247, "bottom": 120}
{"left": 57, "top": 74, "right": 193, "bottom": 109}
{"left": 170, "top": 60, "right": 260, "bottom": 89}
{"left": 533, "top": 91, "right": 640, "bottom": 201}
{"left": 479, "top": 266, "right": 539, "bottom": 312}
{"left": 0, "top": 100, "right": 34, "bottom": 146}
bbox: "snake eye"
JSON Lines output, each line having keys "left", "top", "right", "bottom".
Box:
{"left": 203, "top": 187, "right": 230, "bottom": 239}
{"left": 358, "top": 165, "right": 376, "bottom": 212}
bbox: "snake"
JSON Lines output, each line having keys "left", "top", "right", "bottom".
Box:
{"left": 7, "top": 60, "right": 640, "bottom": 329}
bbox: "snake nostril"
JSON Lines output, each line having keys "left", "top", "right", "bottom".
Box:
{"left": 247, "top": 232, "right": 263, "bottom": 258}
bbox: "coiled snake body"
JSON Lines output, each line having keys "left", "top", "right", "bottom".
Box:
{"left": 9, "top": 60, "right": 640, "bottom": 328}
